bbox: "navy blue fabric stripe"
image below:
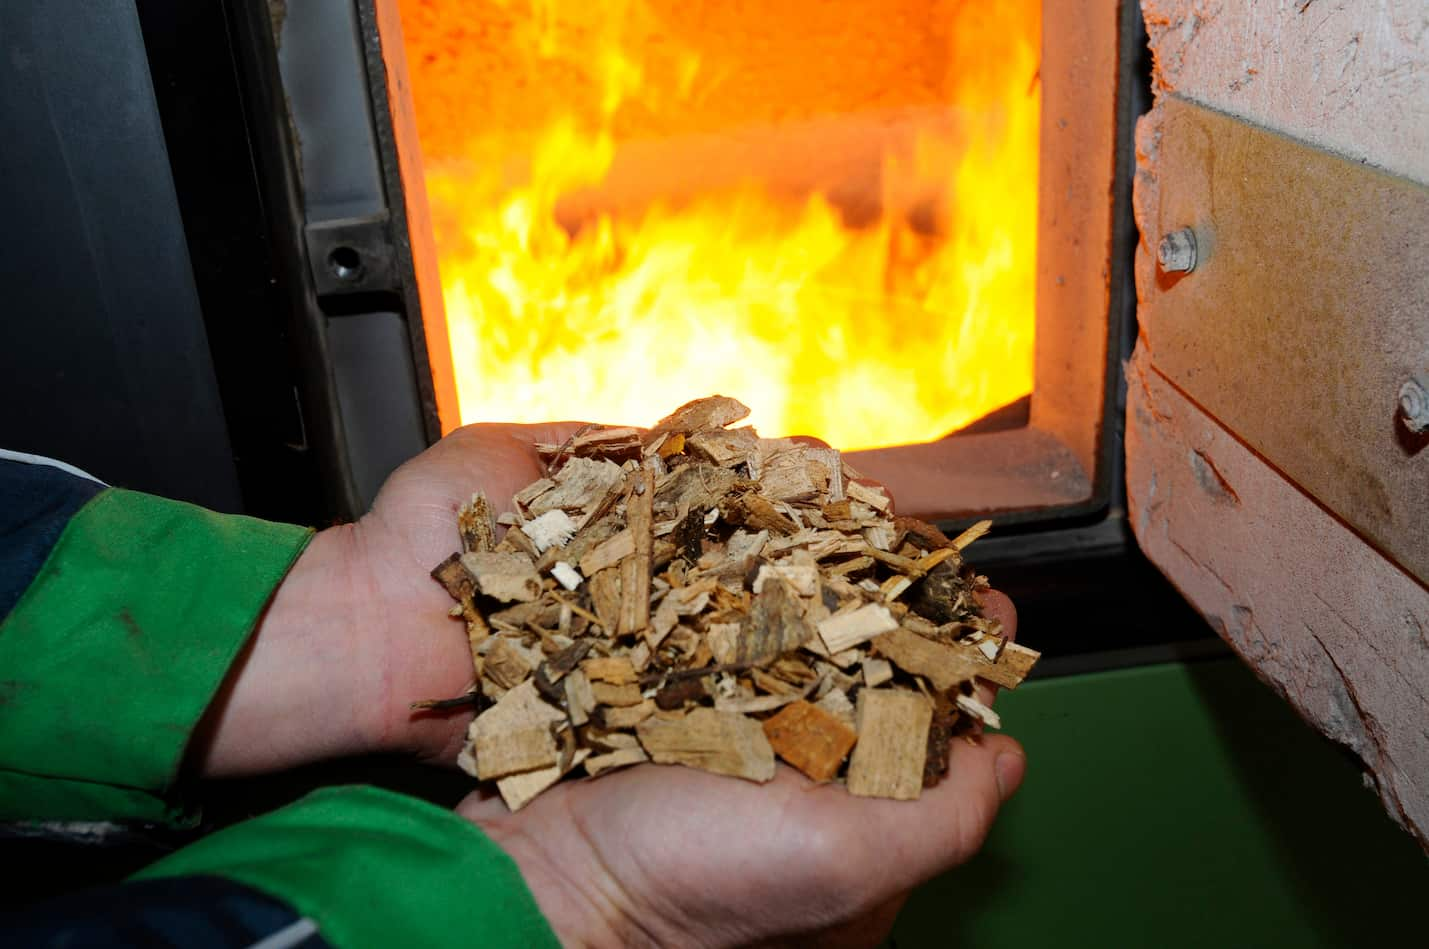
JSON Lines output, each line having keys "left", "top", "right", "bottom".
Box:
{"left": 0, "top": 457, "right": 106, "bottom": 619}
{"left": 3, "top": 874, "right": 331, "bottom": 949}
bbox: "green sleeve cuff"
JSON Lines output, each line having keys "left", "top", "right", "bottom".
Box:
{"left": 0, "top": 489, "right": 312, "bottom": 823}
{"left": 135, "top": 785, "right": 560, "bottom": 949}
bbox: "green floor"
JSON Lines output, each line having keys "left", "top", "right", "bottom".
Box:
{"left": 890, "top": 658, "right": 1426, "bottom": 947}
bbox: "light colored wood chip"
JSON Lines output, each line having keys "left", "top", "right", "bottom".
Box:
{"left": 650, "top": 395, "right": 751, "bottom": 437}
{"left": 637, "top": 707, "right": 776, "bottom": 782}
{"left": 617, "top": 468, "right": 655, "bottom": 637}
{"left": 871, "top": 627, "right": 984, "bottom": 691}
{"left": 460, "top": 551, "right": 542, "bottom": 603}
{"left": 564, "top": 669, "right": 595, "bottom": 726}
{"left": 956, "top": 693, "right": 1002, "bottom": 729}
{"left": 763, "top": 700, "right": 858, "bottom": 782}
{"left": 470, "top": 681, "right": 565, "bottom": 781}
{"left": 579, "top": 529, "right": 635, "bottom": 577}
{"left": 686, "top": 427, "right": 759, "bottom": 467}
{"left": 713, "top": 691, "right": 809, "bottom": 714}
{"left": 847, "top": 689, "right": 931, "bottom": 800}
{"left": 581, "top": 655, "right": 638, "bottom": 685}
{"left": 513, "top": 478, "right": 555, "bottom": 508}
{"left": 881, "top": 575, "right": 914, "bottom": 602}
{"left": 978, "top": 642, "right": 1041, "bottom": 689}
{"left": 706, "top": 622, "right": 741, "bottom": 665}
{"left": 458, "top": 492, "right": 498, "bottom": 553}
{"left": 752, "top": 558, "right": 820, "bottom": 597}
{"left": 950, "top": 519, "right": 993, "bottom": 550}
{"left": 726, "top": 529, "right": 770, "bottom": 562}
{"left": 583, "top": 571, "right": 621, "bottom": 636}
{"left": 862, "top": 524, "right": 896, "bottom": 551}
{"left": 740, "top": 579, "right": 815, "bottom": 664}
{"left": 862, "top": 657, "right": 893, "bottom": 688}
{"left": 530, "top": 457, "right": 625, "bottom": 515}
{"left": 584, "top": 746, "right": 650, "bottom": 777}
{"left": 817, "top": 603, "right": 899, "bottom": 653}
{"left": 591, "top": 680, "right": 645, "bottom": 707}
{"left": 483, "top": 637, "right": 534, "bottom": 690}
{"left": 846, "top": 480, "right": 892, "bottom": 512}
{"left": 598, "top": 699, "right": 657, "bottom": 729}
{"left": 498, "top": 749, "right": 589, "bottom": 811}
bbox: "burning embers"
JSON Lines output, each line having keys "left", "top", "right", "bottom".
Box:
{"left": 399, "top": 0, "right": 1040, "bottom": 449}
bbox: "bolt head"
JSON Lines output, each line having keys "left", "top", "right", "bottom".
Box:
{"left": 1157, "top": 228, "right": 1198, "bottom": 273}
{"left": 1400, "top": 377, "right": 1429, "bottom": 433}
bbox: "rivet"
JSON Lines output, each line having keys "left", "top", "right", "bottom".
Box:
{"left": 1157, "top": 228, "right": 1198, "bottom": 273}
{"left": 1399, "top": 376, "right": 1429, "bottom": 434}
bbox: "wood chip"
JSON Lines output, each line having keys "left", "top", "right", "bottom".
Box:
{"left": 617, "top": 467, "right": 654, "bottom": 637}
{"left": 591, "top": 680, "right": 645, "bottom": 707}
{"left": 468, "top": 681, "right": 564, "bottom": 781}
{"left": 458, "top": 492, "right": 497, "bottom": 553}
{"left": 582, "top": 655, "right": 638, "bottom": 685}
{"left": 498, "top": 749, "right": 589, "bottom": 811}
{"left": 637, "top": 707, "right": 776, "bottom": 782}
{"left": 871, "top": 627, "right": 984, "bottom": 691}
{"left": 650, "top": 395, "right": 752, "bottom": 438}
{"left": 460, "top": 551, "right": 542, "bottom": 604}
{"left": 584, "top": 745, "right": 649, "bottom": 777}
{"left": 817, "top": 603, "right": 899, "bottom": 653}
{"left": 597, "top": 699, "right": 657, "bottom": 729}
{"left": 950, "top": 519, "right": 993, "bottom": 550}
{"left": 579, "top": 529, "right": 635, "bottom": 577}
{"left": 862, "top": 657, "right": 893, "bottom": 688}
{"left": 762, "top": 700, "right": 858, "bottom": 782}
{"left": 956, "top": 693, "right": 1002, "bottom": 729}
{"left": 847, "top": 690, "right": 932, "bottom": 800}
{"left": 739, "top": 580, "right": 815, "bottom": 665}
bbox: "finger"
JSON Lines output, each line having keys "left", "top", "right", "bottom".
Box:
{"left": 833, "top": 732, "right": 1026, "bottom": 894}
{"left": 976, "top": 589, "right": 1017, "bottom": 642}
{"left": 972, "top": 589, "right": 1017, "bottom": 706}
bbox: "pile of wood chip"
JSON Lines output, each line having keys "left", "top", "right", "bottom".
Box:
{"left": 426, "top": 396, "right": 1038, "bottom": 810}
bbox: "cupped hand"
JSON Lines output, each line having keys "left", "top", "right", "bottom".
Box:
{"left": 192, "top": 422, "right": 581, "bottom": 777}
{"left": 460, "top": 591, "right": 1023, "bottom": 949}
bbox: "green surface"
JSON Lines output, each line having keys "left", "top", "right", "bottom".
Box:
{"left": 892, "top": 658, "right": 1426, "bottom": 947}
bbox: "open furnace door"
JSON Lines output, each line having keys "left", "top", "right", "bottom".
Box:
{"left": 1124, "top": 5, "right": 1429, "bottom": 849}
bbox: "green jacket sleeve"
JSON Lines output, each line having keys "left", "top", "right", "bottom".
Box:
{"left": 134, "top": 785, "right": 561, "bottom": 949}
{"left": 0, "top": 488, "right": 312, "bottom": 823}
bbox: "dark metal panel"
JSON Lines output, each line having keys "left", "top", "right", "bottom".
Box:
{"left": 326, "top": 312, "right": 428, "bottom": 508}
{"left": 1143, "top": 97, "right": 1429, "bottom": 584}
{"left": 0, "top": 0, "right": 241, "bottom": 511}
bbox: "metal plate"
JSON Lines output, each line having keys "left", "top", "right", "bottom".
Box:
{"left": 1143, "top": 98, "right": 1429, "bottom": 584}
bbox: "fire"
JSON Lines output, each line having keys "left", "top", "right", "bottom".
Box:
{"left": 398, "top": 0, "right": 1040, "bottom": 450}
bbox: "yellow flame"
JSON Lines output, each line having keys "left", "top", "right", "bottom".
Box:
{"left": 400, "top": 0, "right": 1040, "bottom": 450}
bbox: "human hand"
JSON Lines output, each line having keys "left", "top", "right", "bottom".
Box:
{"left": 459, "top": 592, "right": 1023, "bottom": 949}
{"left": 191, "top": 422, "right": 581, "bottom": 777}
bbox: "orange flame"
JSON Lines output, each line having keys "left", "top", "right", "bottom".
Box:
{"left": 399, "top": 0, "right": 1040, "bottom": 450}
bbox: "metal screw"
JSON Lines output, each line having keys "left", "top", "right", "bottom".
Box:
{"left": 1158, "top": 228, "right": 1198, "bottom": 273}
{"left": 1400, "top": 376, "right": 1429, "bottom": 434}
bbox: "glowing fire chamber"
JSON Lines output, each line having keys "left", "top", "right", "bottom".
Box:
{"left": 399, "top": 0, "right": 1040, "bottom": 451}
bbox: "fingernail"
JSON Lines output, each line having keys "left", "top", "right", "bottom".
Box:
{"left": 995, "top": 751, "right": 1026, "bottom": 802}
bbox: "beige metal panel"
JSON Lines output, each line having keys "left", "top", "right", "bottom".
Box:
{"left": 1139, "top": 97, "right": 1429, "bottom": 583}
{"left": 1125, "top": 348, "right": 1429, "bottom": 850}
{"left": 1142, "top": 0, "right": 1429, "bottom": 184}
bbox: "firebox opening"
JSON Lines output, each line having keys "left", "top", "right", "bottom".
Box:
{"left": 397, "top": 0, "right": 1039, "bottom": 457}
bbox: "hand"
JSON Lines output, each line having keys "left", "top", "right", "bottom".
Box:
{"left": 460, "top": 592, "right": 1023, "bottom": 949}
{"left": 190, "top": 422, "right": 581, "bottom": 777}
